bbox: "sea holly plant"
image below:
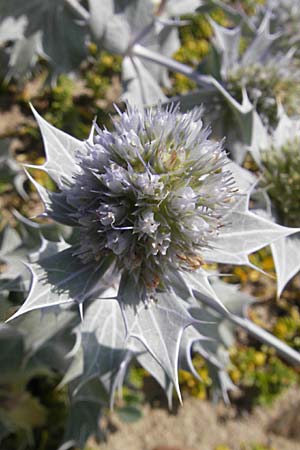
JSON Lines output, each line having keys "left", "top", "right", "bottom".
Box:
{"left": 6, "top": 103, "right": 300, "bottom": 424}
{"left": 0, "top": 0, "right": 203, "bottom": 90}
{"left": 0, "top": 0, "right": 283, "bottom": 155}
{"left": 87, "top": 0, "right": 206, "bottom": 107}
{"left": 0, "top": 0, "right": 276, "bottom": 127}
{"left": 163, "top": 12, "right": 300, "bottom": 163}
{"left": 249, "top": 110, "right": 300, "bottom": 297}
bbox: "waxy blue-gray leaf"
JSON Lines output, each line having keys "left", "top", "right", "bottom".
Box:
{"left": 203, "top": 195, "right": 300, "bottom": 266}
{"left": 8, "top": 248, "right": 112, "bottom": 320}
{"left": 208, "top": 18, "right": 241, "bottom": 79}
{"left": 271, "top": 235, "right": 300, "bottom": 297}
{"left": 120, "top": 289, "right": 199, "bottom": 399}
{"left": 78, "top": 295, "right": 127, "bottom": 393}
{"left": 0, "top": 0, "right": 88, "bottom": 79}
{"left": 30, "top": 106, "right": 86, "bottom": 188}
{"left": 122, "top": 56, "right": 167, "bottom": 108}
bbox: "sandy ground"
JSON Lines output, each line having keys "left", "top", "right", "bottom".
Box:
{"left": 88, "top": 386, "right": 300, "bottom": 450}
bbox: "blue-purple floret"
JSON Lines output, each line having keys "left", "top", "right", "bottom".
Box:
{"left": 61, "top": 105, "right": 237, "bottom": 287}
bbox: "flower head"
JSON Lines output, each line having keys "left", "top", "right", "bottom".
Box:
{"left": 227, "top": 57, "right": 300, "bottom": 128}
{"left": 261, "top": 138, "right": 300, "bottom": 227}
{"left": 63, "top": 105, "right": 236, "bottom": 287}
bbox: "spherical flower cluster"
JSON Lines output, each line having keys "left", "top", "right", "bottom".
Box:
{"left": 261, "top": 138, "right": 300, "bottom": 227}
{"left": 64, "top": 105, "right": 237, "bottom": 287}
{"left": 227, "top": 61, "right": 300, "bottom": 127}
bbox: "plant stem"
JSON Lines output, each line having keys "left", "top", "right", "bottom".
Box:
{"left": 64, "top": 0, "right": 90, "bottom": 21}
{"left": 194, "top": 290, "right": 300, "bottom": 366}
{"left": 131, "top": 44, "right": 251, "bottom": 113}
{"left": 132, "top": 43, "right": 205, "bottom": 85}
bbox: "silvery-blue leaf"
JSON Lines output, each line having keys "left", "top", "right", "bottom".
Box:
{"left": 188, "top": 307, "right": 235, "bottom": 402}
{"left": 248, "top": 111, "right": 269, "bottom": 166}
{"left": 211, "top": 80, "right": 253, "bottom": 137}
{"left": 165, "top": 87, "right": 218, "bottom": 112}
{"left": 135, "top": 340, "right": 173, "bottom": 403}
{"left": 25, "top": 170, "right": 77, "bottom": 226}
{"left": 27, "top": 327, "right": 75, "bottom": 374}
{"left": 211, "top": 279, "right": 254, "bottom": 320}
{"left": 13, "top": 210, "right": 72, "bottom": 249}
{"left": 0, "top": 16, "right": 27, "bottom": 42}
{"left": 224, "top": 107, "right": 254, "bottom": 164}
{"left": 88, "top": 0, "right": 114, "bottom": 41}
{"left": 0, "top": 0, "right": 88, "bottom": 78}
{"left": 0, "top": 224, "right": 22, "bottom": 257}
{"left": 135, "top": 305, "right": 208, "bottom": 406}
{"left": 108, "top": 350, "right": 133, "bottom": 406}
{"left": 206, "top": 350, "right": 236, "bottom": 404}
{"left": 7, "top": 249, "right": 113, "bottom": 320}
{"left": 0, "top": 212, "right": 72, "bottom": 293}
{"left": 271, "top": 234, "right": 300, "bottom": 297}
{"left": 240, "top": 13, "right": 280, "bottom": 67}
{"left": 194, "top": 277, "right": 300, "bottom": 366}
{"left": 60, "top": 343, "right": 84, "bottom": 387}
{"left": 30, "top": 105, "right": 87, "bottom": 188}
{"left": 13, "top": 307, "right": 76, "bottom": 356}
{"left": 144, "top": 23, "right": 180, "bottom": 88}
{"left": 168, "top": 77, "right": 254, "bottom": 163}
{"left": 179, "top": 306, "right": 235, "bottom": 402}
{"left": 29, "top": 237, "right": 69, "bottom": 263}
{"left": 62, "top": 381, "right": 104, "bottom": 450}
{"left": 0, "top": 224, "right": 31, "bottom": 292}
{"left": 122, "top": 56, "right": 167, "bottom": 108}
{"left": 117, "top": 271, "right": 146, "bottom": 306}
{"left": 198, "top": 43, "right": 221, "bottom": 79}
{"left": 121, "top": 0, "right": 154, "bottom": 44}
{"left": 178, "top": 322, "right": 209, "bottom": 381}
{"left": 196, "top": 279, "right": 300, "bottom": 366}
{"left": 190, "top": 288, "right": 243, "bottom": 397}
{"left": 164, "top": 269, "right": 193, "bottom": 303}
{"left": 102, "top": 14, "right": 131, "bottom": 54}
{"left": 208, "top": 19, "right": 241, "bottom": 79}
{"left": 90, "top": 0, "right": 154, "bottom": 52}
{"left": 90, "top": 0, "right": 181, "bottom": 101}
{"left": 181, "top": 270, "right": 228, "bottom": 314}
{"left": 203, "top": 195, "right": 300, "bottom": 266}
{"left": 120, "top": 289, "right": 198, "bottom": 399}
{"left": 0, "top": 139, "right": 27, "bottom": 198}
{"left": 165, "top": 0, "right": 204, "bottom": 15}
{"left": 78, "top": 295, "right": 127, "bottom": 393}
{"left": 271, "top": 108, "right": 300, "bottom": 149}
{"left": 189, "top": 305, "right": 226, "bottom": 345}
{"left": 206, "top": 84, "right": 253, "bottom": 164}
{"left": 7, "top": 31, "right": 42, "bottom": 80}
{"left": 208, "top": 279, "right": 254, "bottom": 350}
